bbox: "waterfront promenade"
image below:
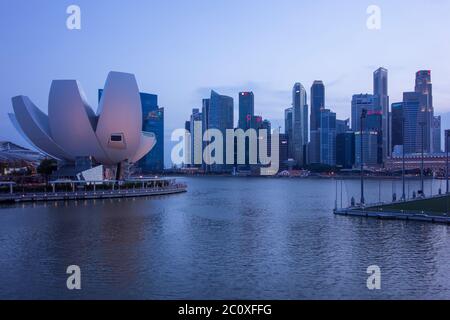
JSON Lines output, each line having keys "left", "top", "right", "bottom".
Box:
{"left": 334, "top": 194, "right": 450, "bottom": 224}
{"left": 0, "top": 178, "right": 187, "bottom": 203}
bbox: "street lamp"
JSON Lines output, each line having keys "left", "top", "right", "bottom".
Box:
{"left": 360, "top": 108, "right": 367, "bottom": 205}
{"left": 446, "top": 130, "right": 450, "bottom": 215}
{"left": 402, "top": 117, "right": 406, "bottom": 201}
{"left": 446, "top": 129, "right": 449, "bottom": 194}
{"left": 419, "top": 121, "right": 426, "bottom": 197}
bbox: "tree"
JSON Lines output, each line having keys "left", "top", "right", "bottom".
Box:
{"left": 37, "top": 159, "right": 57, "bottom": 184}
{"left": 0, "top": 162, "right": 6, "bottom": 176}
{"left": 305, "top": 163, "right": 340, "bottom": 174}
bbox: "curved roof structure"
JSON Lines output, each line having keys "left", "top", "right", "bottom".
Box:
{"left": 48, "top": 80, "right": 108, "bottom": 161}
{"left": 11, "top": 95, "right": 72, "bottom": 160}
{"left": 131, "top": 132, "right": 157, "bottom": 163}
{"left": 10, "top": 72, "right": 156, "bottom": 166}
{"left": 96, "top": 72, "right": 143, "bottom": 164}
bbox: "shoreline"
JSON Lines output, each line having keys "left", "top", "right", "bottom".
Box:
{"left": 168, "top": 174, "right": 438, "bottom": 180}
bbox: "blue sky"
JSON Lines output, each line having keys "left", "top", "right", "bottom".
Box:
{"left": 1, "top": 0, "right": 450, "bottom": 164}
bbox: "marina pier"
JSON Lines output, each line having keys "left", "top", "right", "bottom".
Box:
{"left": 334, "top": 193, "right": 450, "bottom": 224}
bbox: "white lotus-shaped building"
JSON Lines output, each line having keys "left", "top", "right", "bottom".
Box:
{"left": 9, "top": 72, "right": 156, "bottom": 167}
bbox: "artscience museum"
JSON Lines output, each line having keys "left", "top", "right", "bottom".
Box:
{"left": 9, "top": 72, "right": 156, "bottom": 180}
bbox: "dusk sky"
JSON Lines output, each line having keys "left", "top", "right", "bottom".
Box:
{"left": 1, "top": 0, "right": 450, "bottom": 164}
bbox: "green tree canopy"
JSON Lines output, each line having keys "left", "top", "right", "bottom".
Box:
{"left": 37, "top": 159, "right": 57, "bottom": 179}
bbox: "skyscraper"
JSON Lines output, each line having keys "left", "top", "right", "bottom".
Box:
{"left": 284, "top": 107, "right": 293, "bottom": 158}
{"left": 336, "top": 131, "right": 355, "bottom": 169}
{"left": 415, "top": 70, "right": 433, "bottom": 107}
{"left": 207, "top": 90, "right": 234, "bottom": 173}
{"left": 432, "top": 115, "right": 441, "bottom": 153}
{"left": 189, "top": 108, "right": 202, "bottom": 167}
{"left": 250, "top": 115, "right": 263, "bottom": 131}
{"left": 373, "top": 67, "right": 390, "bottom": 161}
{"left": 320, "top": 109, "right": 336, "bottom": 166}
{"left": 355, "top": 131, "right": 379, "bottom": 167}
{"left": 303, "top": 103, "right": 309, "bottom": 164}
{"left": 202, "top": 98, "right": 210, "bottom": 136}
{"left": 366, "top": 110, "right": 383, "bottom": 164}
{"left": 402, "top": 92, "right": 426, "bottom": 154}
{"left": 259, "top": 119, "right": 272, "bottom": 160}
{"left": 351, "top": 94, "right": 375, "bottom": 132}
{"left": 391, "top": 102, "right": 404, "bottom": 152}
{"left": 202, "top": 98, "right": 210, "bottom": 170}
{"left": 310, "top": 81, "right": 325, "bottom": 131}
{"left": 310, "top": 81, "right": 325, "bottom": 164}
{"left": 278, "top": 133, "right": 289, "bottom": 171}
{"left": 336, "top": 119, "right": 350, "bottom": 135}
{"left": 237, "top": 92, "right": 267, "bottom": 170}
{"left": 139, "top": 93, "right": 164, "bottom": 173}
{"left": 184, "top": 120, "right": 191, "bottom": 166}
{"left": 185, "top": 120, "right": 191, "bottom": 132}
{"left": 292, "top": 83, "right": 308, "bottom": 166}
{"left": 415, "top": 70, "right": 434, "bottom": 153}
{"left": 402, "top": 71, "right": 434, "bottom": 154}
{"left": 238, "top": 92, "right": 254, "bottom": 130}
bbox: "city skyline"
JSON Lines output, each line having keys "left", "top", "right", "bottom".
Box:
{"left": 2, "top": 0, "right": 450, "bottom": 167}
{"left": 3, "top": 1, "right": 450, "bottom": 303}
{"left": 182, "top": 66, "right": 444, "bottom": 173}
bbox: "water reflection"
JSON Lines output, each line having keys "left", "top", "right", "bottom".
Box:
{"left": 0, "top": 177, "right": 449, "bottom": 299}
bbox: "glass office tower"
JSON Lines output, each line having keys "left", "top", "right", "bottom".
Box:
{"left": 139, "top": 93, "right": 164, "bottom": 173}
{"left": 310, "top": 81, "right": 325, "bottom": 164}
{"left": 238, "top": 92, "right": 254, "bottom": 130}
{"left": 292, "top": 83, "right": 308, "bottom": 166}
{"left": 391, "top": 102, "right": 404, "bottom": 152}
{"left": 320, "top": 109, "right": 336, "bottom": 166}
{"left": 208, "top": 90, "right": 234, "bottom": 173}
{"left": 373, "top": 67, "right": 390, "bottom": 161}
